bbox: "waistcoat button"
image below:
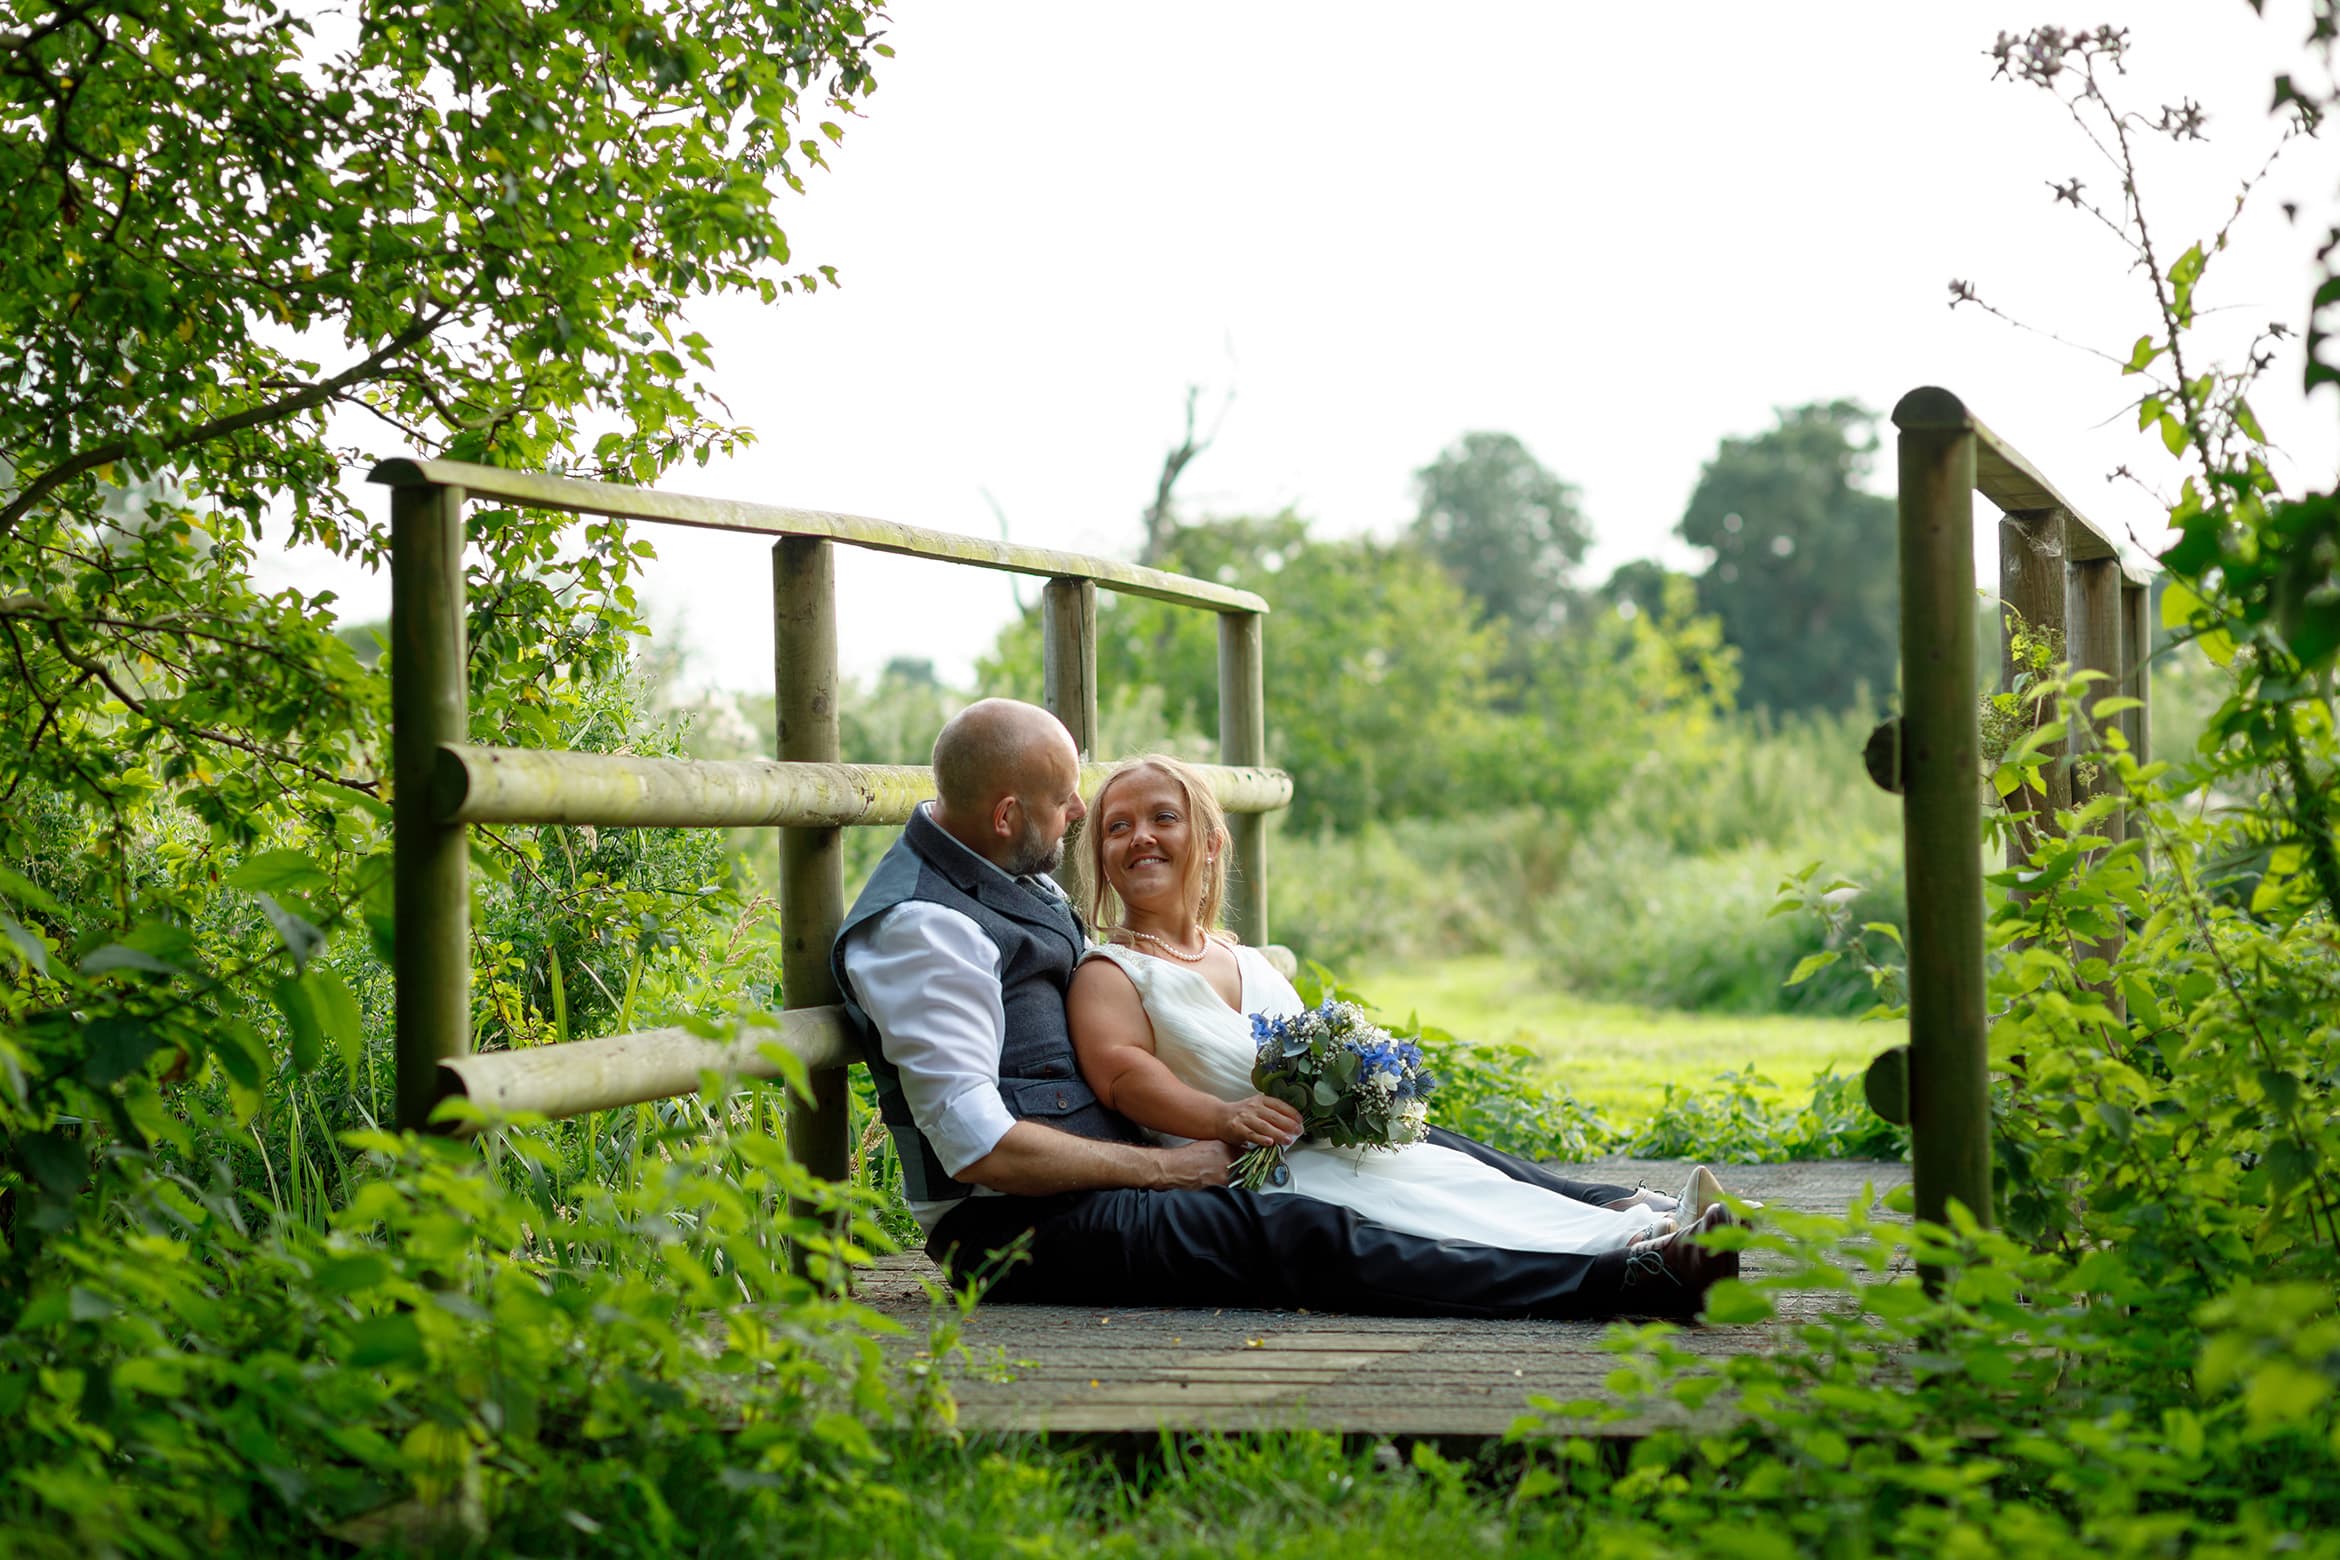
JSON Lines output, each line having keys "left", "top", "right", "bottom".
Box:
{"left": 1055, "top": 1090, "right": 1070, "bottom": 1110}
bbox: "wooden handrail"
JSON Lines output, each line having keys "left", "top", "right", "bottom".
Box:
{"left": 435, "top": 945, "right": 1304, "bottom": 1127}
{"left": 432, "top": 743, "right": 1297, "bottom": 828}
{"left": 376, "top": 458, "right": 1283, "bottom": 1154}
{"left": 1892, "top": 387, "right": 2148, "bottom": 578}
{"left": 368, "top": 457, "right": 1269, "bottom": 614}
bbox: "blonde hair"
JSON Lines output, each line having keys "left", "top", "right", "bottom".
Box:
{"left": 1085, "top": 754, "right": 1235, "bottom": 942}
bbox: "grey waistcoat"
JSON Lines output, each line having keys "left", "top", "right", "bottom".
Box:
{"left": 832, "top": 806, "right": 1148, "bottom": 1206}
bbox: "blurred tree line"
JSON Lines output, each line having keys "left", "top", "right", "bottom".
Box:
{"left": 953, "top": 399, "right": 1900, "bottom": 834}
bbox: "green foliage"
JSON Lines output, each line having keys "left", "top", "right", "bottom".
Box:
{"left": 0, "top": 6, "right": 931, "bottom": 1548}
{"left": 1539, "top": 829, "right": 1905, "bottom": 1017}
{"left": 1619, "top": 1063, "right": 1907, "bottom": 1163}
{"left": 0, "top": 1088, "right": 924, "bottom": 1554}
{"left": 1494, "top": 25, "right": 2340, "bottom": 1553}
{"left": 1678, "top": 399, "right": 1900, "bottom": 715}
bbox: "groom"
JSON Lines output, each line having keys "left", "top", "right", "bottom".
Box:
{"left": 831, "top": 699, "right": 1737, "bottom": 1320}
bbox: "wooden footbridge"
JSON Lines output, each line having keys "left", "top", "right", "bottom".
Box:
{"left": 372, "top": 387, "right": 2150, "bottom": 1431}
{"left": 857, "top": 1158, "right": 1911, "bottom": 1439}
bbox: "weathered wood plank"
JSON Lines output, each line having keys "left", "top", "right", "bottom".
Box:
{"left": 1896, "top": 408, "right": 1993, "bottom": 1239}
{"left": 368, "top": 457, "right": 1269, "bottom": 614}
{"left": 390, "top": 482, "right": 471, "bottom": 1133}
{"left": 437, "top": 1010, "right": 858, "bottom": 1122}
{"left": 861, "top": 1160, "right": 1911, "bottom": 1438}
{"left": 1998, "top": 510, "right": 2071, "bottom": 845}
{"left": 433, "top": 745, "right": 1295, "bottom": 829}
{"left": 776, "top": 537, "right": 851, "bottom": 1192}
{"left": 1892, "top": 389, "right": 2142, "bottom": 573}
{"left": 1219, "top": 611, "right": 1269, "bottom": 946}
{"left": 1044, "top": 577, "right": 1100, "bottom": 910}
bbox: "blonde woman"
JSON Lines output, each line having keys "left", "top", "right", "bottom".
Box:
{"left": 1066, "top": 755, "right": 1731, "bottom": 1257}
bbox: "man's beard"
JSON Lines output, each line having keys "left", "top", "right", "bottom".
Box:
{"left": 1005, "top": 816, "right": 1066, "bottom": 877}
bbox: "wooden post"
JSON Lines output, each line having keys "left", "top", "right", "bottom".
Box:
{"left": 2068, "top": 557, "right": 2127, "bottom": 844}
{"left": 1042, "top": 577, "right": 1099, "bottom": 909}
{"left": 390, "top": 482, "right": 471, "bottom": 1132}
{"left": 1893, "top": 389, "right": 1991, "bottom": 1240}
{"left": 1218, "top": 611, "right": 1268, "bottom": 947}
{"left": 774, "top": 538, "right": 849, "bottom": 1187}
{"left": 1997, "top": 510, "right": 2070, "bottom": 853}
{"left": 2119, "top": 579, "right": 2151, "bottom": 768}
{"left": 2121, "top": 577, "right": 2152, "bottom": 872}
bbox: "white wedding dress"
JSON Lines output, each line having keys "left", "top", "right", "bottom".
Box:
{"left": 1082, "top": 942, "right": 1666, "bottom": 1254}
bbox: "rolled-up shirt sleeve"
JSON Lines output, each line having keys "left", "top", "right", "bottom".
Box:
{"left": 840, "top": 903, "right": 1016, "bottom": 1178}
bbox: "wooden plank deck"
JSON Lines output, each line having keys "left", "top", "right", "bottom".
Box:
{"left": 859, "top": 1159, "right": 1911, "bottom": 1437}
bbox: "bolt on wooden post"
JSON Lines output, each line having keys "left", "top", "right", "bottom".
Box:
{"left": 390, "top": 481, "right": 471, "bottom": 1133}
{"left": 1892, "top": 389, "right": 1992, "bottom": 1242}
{"left": 774, "top": 537, "right": 849, "bottom": 1189}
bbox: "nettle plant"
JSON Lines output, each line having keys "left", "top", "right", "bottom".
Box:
{"left": 1509, "top": 19, "right": 2340, "bottom": 1550}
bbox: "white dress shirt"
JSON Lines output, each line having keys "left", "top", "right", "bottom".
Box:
{"left": 839, "top": 818, "right": 1077, "bottom": 1231}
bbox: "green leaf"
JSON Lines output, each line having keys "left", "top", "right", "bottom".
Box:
{"left": 2159, "top": 413, "right": 2190, "bottom": 456}
{"left": 345, "top": 1313, "right": 427, "bottom": 1370}
{"left": 257, "top": 892, "right": 326, "bottom": 972}
{"left": 275, "top": 976, "right": 324, "bottom": 1074}
{"left": 1784, "top": 950, "right": 1839, "bottom": 987}
{"left": 0, "top": 866, "right": 63, "bottom": 917}
{"left": 18, "top": 1131, "right": 89, "bottom": 1195}
{"left": 83, "top": 1018, "right": 160, "bottom": 1088}
{"left": 307, "top": 968, "right": 366, "bottom": 1076}
{"left": 228, "top": 850, "right": 330, "bottom": 893}
{"left": 81, "top": 943, "right": 177, "bottom": 976}
{"left": 1700, "top": 1279, "right": 1773, "bottom": 1325}
{"left": 0, "top": 913, "right": 51, "bottom": 976}
{"left": 2243, "top": 1362, "right": 2332, "bottom": 1432}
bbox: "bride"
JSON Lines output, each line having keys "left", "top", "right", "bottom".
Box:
{"left": 1066, "top": 754, "right": 1737, "bottom": 1258}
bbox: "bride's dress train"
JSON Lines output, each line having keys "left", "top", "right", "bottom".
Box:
{"left": 1083, "top": 943, "right": 1666, "bottom": 1254}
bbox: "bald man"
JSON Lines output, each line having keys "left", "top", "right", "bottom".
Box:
{"left": 833, "top": 700, "right": 1728, "bottom": 1319}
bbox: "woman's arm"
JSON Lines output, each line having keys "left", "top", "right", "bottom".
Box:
{"left": 1068, "top": 960, "right": 1299, "bottom": 1149}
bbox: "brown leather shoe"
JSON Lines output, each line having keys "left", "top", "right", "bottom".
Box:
{"left": 1619, "top": 1203, "right": 1741, "bottom": 1318}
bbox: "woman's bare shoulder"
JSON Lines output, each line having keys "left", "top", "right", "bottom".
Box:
{"left": 1068, "top": 950, "right": 1155, "bottom": 1047}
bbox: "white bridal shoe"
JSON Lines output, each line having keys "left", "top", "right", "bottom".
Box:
{"left": 1677, "top": 1164, "right": 1727, "bottom": 1220}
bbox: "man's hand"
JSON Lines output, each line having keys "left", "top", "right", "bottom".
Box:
{"left": 1213, "top": 1093, "right": 1303, "bottom": 1150}
{"left": 1151, "top": 1138, "right": 1237, "bottom": 1190}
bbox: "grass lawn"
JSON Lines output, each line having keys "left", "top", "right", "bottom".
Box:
{"left": 1349, "top": 953, "right": 1900, "bottom": 1119}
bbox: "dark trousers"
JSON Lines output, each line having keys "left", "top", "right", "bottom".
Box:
{"left": 925, "top": 1132, "right": 1677, "bottom": 1321}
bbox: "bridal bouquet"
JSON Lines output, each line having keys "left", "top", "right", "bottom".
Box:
{"left": 1231, "top": 999, "right": 1439, "bottom": 1192}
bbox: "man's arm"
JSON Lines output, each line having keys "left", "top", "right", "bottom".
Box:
{"left": 960, "top": 1122, "right": 1232, "bottom": 1195}
{"left": 841, "top": 904, "right": 1231, "bottom": 1195}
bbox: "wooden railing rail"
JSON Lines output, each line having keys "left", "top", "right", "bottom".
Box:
{"left": 371, "top": 461, "right": 1289, "bottom": 1172}
{"left": 1867, "top": 388, "right": 2155, "bottom": 1245}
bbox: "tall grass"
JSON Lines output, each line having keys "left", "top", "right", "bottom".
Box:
{"left": 1272, "top": 710, "right": 1903, "bottom": 1017}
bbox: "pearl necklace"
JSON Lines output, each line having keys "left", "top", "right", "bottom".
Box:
{"left": 1118, "top": 927, "right": 1210, "bottom": 963}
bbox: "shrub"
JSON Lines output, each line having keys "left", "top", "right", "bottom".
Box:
{"left": 1536, "top": 830, "right": 1905, "bottom": 1016}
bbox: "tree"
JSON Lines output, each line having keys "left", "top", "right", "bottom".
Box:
{"left": 1676, "top": 401, "right": 1898, "bottom": 714}
{"left": 2, "top": 2, "right": 886, "bottom": 849}
{"left": 0, "top": 1, "right": 889, "bottom": 1283}
{"left": 980, "top": 512, "right": 1513, "bottom": 832}
{"left": 1409, "top": 432, "right": 1591, "bottom": 637}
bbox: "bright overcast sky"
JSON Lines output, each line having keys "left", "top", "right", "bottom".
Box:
{"left": 287, "top": 3, "right": 2340, "bottom": 691}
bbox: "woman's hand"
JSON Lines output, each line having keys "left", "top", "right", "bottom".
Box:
{"left": 1215, "top": 1092, "right": 1303, "bottom": 1149}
